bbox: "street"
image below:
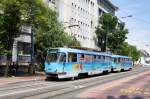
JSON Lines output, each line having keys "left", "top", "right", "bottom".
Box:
{"left": 0, "top": 66, "right": 149, "bottom": 99}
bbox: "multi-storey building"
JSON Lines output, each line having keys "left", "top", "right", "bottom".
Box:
{"left": 46, "top": 0, "right": 118, "bottom": 49}
{"left": 10, "top": 0, "right": 117, "bottom": 67}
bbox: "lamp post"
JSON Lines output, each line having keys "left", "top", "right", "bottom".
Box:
{"left": 63, "top": 21, "right": 80, "bottom": 37}
{"left": 31, "top": 29, "right": 34, "bottom": 74}
{"left": 120, "top": 15, "right": 132, "bottom": 19}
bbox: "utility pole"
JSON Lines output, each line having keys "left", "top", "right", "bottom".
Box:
{"left": 30, "top": 29, "right": 35, "bottom": 74}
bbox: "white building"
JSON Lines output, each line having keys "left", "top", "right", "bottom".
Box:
{"left": 11, "top": 0, "right": 118, "bottom": 65}
{"left": 140, "top": 45, "right": 150, "bottom": 66}
{"left": 46, "top": 0, "right": 118, "bottom": 49}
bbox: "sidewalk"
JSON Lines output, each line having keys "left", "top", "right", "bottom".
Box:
{"left": 0, "top": 72, "right": 46, "bottom": 86}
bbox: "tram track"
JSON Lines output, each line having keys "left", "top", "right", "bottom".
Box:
{"left": 19, "top": 67, "right": 150, "bottom": 99}
{"left": 0, "top": 67, "right": 149, "bottom": 99}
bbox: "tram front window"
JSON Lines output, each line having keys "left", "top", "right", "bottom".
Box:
{"left": 46, "top": 53, "right": 66, "bottom": 63}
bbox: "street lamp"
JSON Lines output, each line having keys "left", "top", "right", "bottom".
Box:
{"left": 120, "top": 15, "right": 133, "bottom": 19}
{"left": 63, "top": 22, "right": 80, "bottom": 48}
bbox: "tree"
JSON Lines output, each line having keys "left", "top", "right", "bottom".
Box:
{"left": 0, "top": 0, "right": 80, "bottom": 74}
{"left": 120, "top": 42, "right": 141, "bottom": 62}
{"left": 95, "top": 13, "right": 128, "bottom": 52}
{"left": 108, "top": 22, "right": 128, "bottom": 52}
{"left": 35, "top": 8, "right": 80, "bottom": 70}
{"left": 0, "top": 0, "right": 22, "bottom": 76}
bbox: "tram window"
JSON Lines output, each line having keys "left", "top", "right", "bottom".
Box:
{"left": 68, "top": 53, "right": 77, "bottom": 62}
{"left": 97, "top": 55, "right": 102, "bottom": 62}
{"left": 46, "top": 52, "right": 65, "bottom": 63}
{"left": 93, "top": 55, "right": 96, "bottom": 61}
{"left": 107, "top": 56, "right": 111, "bottom": 61}
{"left": 96, "top": 55, "right": 100, "bottom": 62}
{"left": 81, "top": 54, "right": 84, "bottom": 59}
{"left": 114, "top": 58, "right": 117, "bottom": 62}
{"left": 98, "top": 55, "right": 101, "bottom": 59}
{"left": 105, "top": 56, "right": 108, "bottom": 61}
{"left": 102, "top": 56, "right": 105, "bottom": 60}
{"left": 59, "top": 53, "right": 66, "bottom": 62}
{"left": 121, "top": 58, "right": 123, "bottom": 62}
{"left": 129, "top": 59, "right": 131, "bottom": 61}
{"left": 118, "top": 58, "right": 120, "bottom": 62}
{"left": 84, "top": 54, "right": 92, "bottom": 62}
{"left": 107, "top": 56, "right": 110, "bottom": 61}
{"left": 79, "top": 54, "right": 85, "bottom": 62}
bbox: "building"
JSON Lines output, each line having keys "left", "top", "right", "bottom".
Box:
{"left": 12, "top": 26, "right": 31, "bottom": 66}
{"left": 11, "top": 0, "right": 118, "bottom": 65}
{"left": 46, "top": 0, "right": 118, "bottom": 49}
{"left": 140, "top": 45, "right": 150, "bottom": 66}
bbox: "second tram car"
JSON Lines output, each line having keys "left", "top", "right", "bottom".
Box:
{"left": 111, "top": 55, "right": 133, "bottom": 71}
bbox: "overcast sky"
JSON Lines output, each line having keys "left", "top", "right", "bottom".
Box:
{"left": 111, "top": 0, "right": 150, "bottom": 49}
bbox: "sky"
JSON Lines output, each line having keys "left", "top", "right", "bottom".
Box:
{"left": 111, "top": 0, "right": 150, "bottom": 49}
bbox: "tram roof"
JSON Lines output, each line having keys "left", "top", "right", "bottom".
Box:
{"left": 47, "top": 48, "right": 111, "bottom": 56}
{"left": 111, "top": 55, "right": 132, "bottom": 59}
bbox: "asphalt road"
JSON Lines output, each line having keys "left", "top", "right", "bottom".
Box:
{"left": 0, "top": 66, "right": 149, "bottom": 99}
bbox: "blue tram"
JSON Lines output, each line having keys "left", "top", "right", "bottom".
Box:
{"left": 111, "top": 55, "right": 133, "bottom": 71}
{"left": 45, "top": 48, "right": 111, "bottom": 78}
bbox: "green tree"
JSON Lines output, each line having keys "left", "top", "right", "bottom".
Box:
{"left": 0, "top": 0, "right": 80, "bottom": 74}
{"left": 32, "top": 1, "right": 80, "bottom": 70}
{"left": 120, "top": 42, "right": 140, "bottom": 62}
{"left": 0, "top": 0, "right": 22, "bottom": 76}
{"left": 96, "top": 13, "right": 128, "bottom": 52}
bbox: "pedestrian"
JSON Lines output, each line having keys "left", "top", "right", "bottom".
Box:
{"left": 11, "top": 62, "right": 16, "bottom": 76}
{"left": 28, "top": 62, "right": 31, "bottom": 74}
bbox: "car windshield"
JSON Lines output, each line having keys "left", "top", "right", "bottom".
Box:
{"left": 46, "top": 52, "right": 66, "bottom": 63}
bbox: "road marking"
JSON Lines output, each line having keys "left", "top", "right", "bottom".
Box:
{"left": 74, "top": 85, "right": 85, "bottom": 89}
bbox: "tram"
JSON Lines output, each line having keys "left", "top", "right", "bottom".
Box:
{"left": 45, "top": 48, "right": 111, "bottom": 79}
{"left": 111, "top": 55, "right": 133, "bottom": 71}
{"left": 44, "top": 48, "right": 133, "bottom": 79}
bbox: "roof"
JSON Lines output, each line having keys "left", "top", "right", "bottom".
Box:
{"left": 111, "top": 55, "right": 132, "bottom": 59}
{"left": 47, "top": 48, "right": 111, "bottom": 56}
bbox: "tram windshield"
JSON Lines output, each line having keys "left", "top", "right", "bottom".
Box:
{"left": 46, "top": 52, "right": 66, "bottom": 63}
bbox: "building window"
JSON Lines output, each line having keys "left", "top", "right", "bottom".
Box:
{"left": 68, "top": 53, "right": 77, "bottom": 62}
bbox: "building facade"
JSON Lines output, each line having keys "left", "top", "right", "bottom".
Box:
{"left": 46, "top": 0, "right": 118, "bottom": 49}
{"left": 9, "top": 0, "right": 117, "bottom": 67}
